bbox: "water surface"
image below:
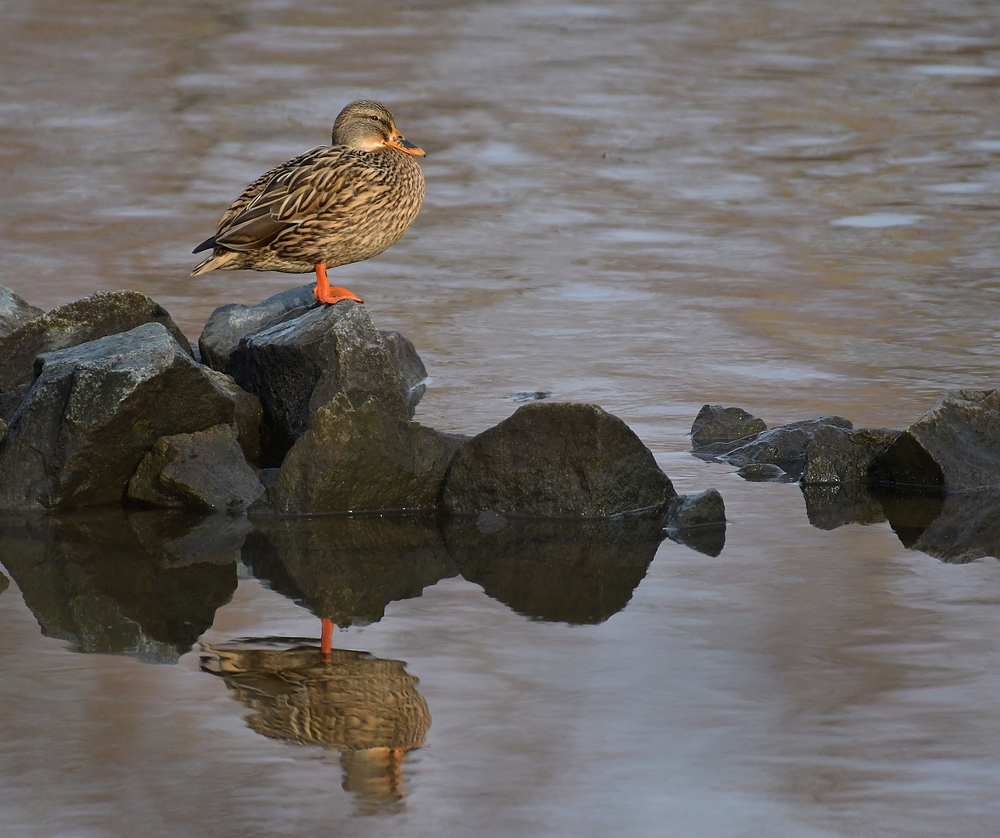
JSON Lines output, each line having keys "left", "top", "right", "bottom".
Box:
{"left": 2, "top": 1, "right": 1000, "bottom": 836}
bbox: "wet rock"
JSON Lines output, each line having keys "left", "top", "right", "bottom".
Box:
{"left": 198, "top": 284, "right": 315, "bottom": 372}
{"left": 442, "top": 402, "right": 676, "bottom": 518}
{"left": 203, "top": 368, "right": 263, "bottom": 466}
{"left": 242, "top": 515, "right": 456, "bottom": 627}
{"left": 227, "top": 301, "right": 410, "bottom": 465}
{"left": 690, "top": 404, "right": 767, "bottom": 448}
{"left": 0, "top": 290, "right": 191, "bottom": 422}
{"left": 869, "top": 389, "right": 1000, "bottom": 491}
{"left": 800, "top": 426, "right": 900, "bottom": 485}
{"left": 662, "top": 488, "right": 727, "bottom": 556}
{"left": 127, "top": 424, "right": 265, "bottom": 513}
{"left": 665, "top": 488, "right": 726, "bottom": 529}
{"left": 445, "top": 514, "right": 663, "bottom": 624}
{"left": 258, "top": 393, "right": 463, "bottom": 515}
{"left": 736, "top": 462, "right": 789, "bottom": 482}
{"left": 695, "top": 415, "right": 854, "bottom": 477}
{"left": 0, "top": 569, "right": 8, "bottom": 594}
{"left": 381, "top": 330, "right": 427, "bottom": 417}
{"left": 0, "top": 284, "right": 43, "bottom": 336}
{"left": 0, "top": 323, "right": 237, "bottom": 510}
{"left": 0, "top": 509, "right": 238, "bottom": 663}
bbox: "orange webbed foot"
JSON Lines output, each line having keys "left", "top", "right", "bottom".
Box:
{"left": 313, "top": 263, "right": 363, "bottom": 306}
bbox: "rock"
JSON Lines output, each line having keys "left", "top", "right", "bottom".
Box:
{"left": 258, "top": 393, "right": 464, "bottom": 515}
{"left": 0, "top": 290, "right": 191, "bottom": 422}
{"left": 736, "top": 462, "right": 789, "bottom": 482}
{"left": 227, "top": 301, "right": 410, "bottom": 465}
{"left": 442, "top": 402, "right": 676, "bottom": 518}
{"left": 695, "top": 415, "right": 855, "bottom": 480}
{"left": 0, "top": 569, "right": 8, "bottom": 595}
{"left": 127, "top": 424, "right": 265, "bottom": 513}
{"left": 0, "top": 323, "right": 237, "bottom": 510}
{"left": 800, "top": 426, "right": 900, "bottom": 485}
{"left": 242, "top": 515, "right": 456, "bottom": 627}
{"left": 198, "top": 284, "right": 315, "bottom": 372}
{"left": 202, "top": 368, "right": 263, "bottom": 465}
{"left": 381, "top": 330, "right": 427, "bottom": 417}
{"left": 662, "top": 488, "right": 727, "bottom": 556}
{"left": 690, "top": 404, "right": 767, "bottom": 448}
{"left": 0, "top": 285, "right": 43, "bottom": 336}
{"left": 665, "top": 488, "right": 726, "bottom": 529}
{"left": 869, "top": 389, "right": 1000, "bottom": 491}
{"left": 444, "top": 515, "right": 663, "bottom": 624}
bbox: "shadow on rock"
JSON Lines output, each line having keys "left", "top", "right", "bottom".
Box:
{"left": 0, "top": 509, "right": 241, "bottom": 662}
{"left": 242, "top": 516, "right": 457, "bottom": 627}
{"left": 444, "top": 513, "right": 664, "bottom": 624}
{"left": 200, "top": 637, "right": 428, "bottom": 815}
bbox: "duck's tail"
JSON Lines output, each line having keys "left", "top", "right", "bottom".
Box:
{"left": 191, "top": 248, "right": 240, "bottom": 276}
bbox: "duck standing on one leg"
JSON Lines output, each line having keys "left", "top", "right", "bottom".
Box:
{"left": 192, "top": 100, "right": 425, "bottom": 306}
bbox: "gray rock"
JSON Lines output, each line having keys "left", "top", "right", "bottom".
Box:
{"left": 0, "top": 323, "right": 237, "bottom": 510}
{"left": 0, "top": 290, "right": 191, "bottom": 421}
{"left": 736, "top": 462, "right": 789, "bottom": 482}
{"left": 800, "top": 426, "right": 900, "bottom": 485}
{"left": 228, "top": 301, "right": 410, "bottom": 465}
{"left": 198, "top": 284, "right": 315, "bottom": 372}
{"left": 0, "top": 569, "right": 7, "bottom": 595}
{"left": 691, "top": 404, "right": 767, "bottom": 448}
{"left": 442, "top": 401, "right": 677, "bottom": 518}
{"left": 128, "top": 424, "right": 265, "bottom": 513}
{"left": 664, "top": 488, "right": 726, "bottom": 530}
{"left": 870, "top": 389, "right": 1000, "bottom": 491}
{"left": 381, "top": 330, "right": 428, "bottom": 417}
{"left": 696, "top": 415, "right": 855, "bottom": 480}
{"left": 0, "top": 285, "right": 43, "bottom": 337}
{"left": 202, "top": 368, "right": 263, "bottom": 466}
{"left": 258, "top": 393, "right": 463, "bottom": 515}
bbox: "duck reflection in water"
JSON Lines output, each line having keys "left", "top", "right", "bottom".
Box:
{"left": 200, "top": 634, "right": 430, "bottom": 814}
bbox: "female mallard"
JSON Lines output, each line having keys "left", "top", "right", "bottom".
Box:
{"left": 192, "top": 100, "right": 425, "bottom": 305}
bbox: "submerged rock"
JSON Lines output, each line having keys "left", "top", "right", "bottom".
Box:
{"left": 870, "top": 389, "right": 1000, "bottom": 491}
{"left": 128, "top": 424, "right": 265, "bottom": 513}
{"left": 227, "top": 301, "right": 411, "bottom": 465}
{"left": 0, "top": 323, "right": 238, "bottom": 510}
{"left": 443, "top": 402, "right": 676, "bottom": 518}
{"left": 0, "top": 289, "right": 191, "bottom": 422}
{"left": 690, "top": 404, "right": 767, "bottom": 448}
{"left": 662, "top": 488, "right": 727, "bottom": 556}
{"left": 0, "top": 284, "right": 43, "bottom": 337}
{"left": 258, "top": 393, "right": 463, "bottom": 515}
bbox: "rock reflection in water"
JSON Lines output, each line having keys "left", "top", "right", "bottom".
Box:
{"left": 800, "top": 484, "right": 1000, "bottom": 563}
{"left": 445, "top": 513, "right": 664, "bottom": 624}
{"left": 0, "top": 509, "right": 240, "bottom": 663}
{"left": 200, "top": 638, "right": 429, "bottom": 815}
{"left": 242, "top": 515, "right": 457, "bottom": 627}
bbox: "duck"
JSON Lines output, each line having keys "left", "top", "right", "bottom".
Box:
{"left": 192, "top": 100, "right": 425, "bottom": 306}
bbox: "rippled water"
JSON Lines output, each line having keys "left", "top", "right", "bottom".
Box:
{"left": 3, "top": 1, "right": 1000, "bottom": 836}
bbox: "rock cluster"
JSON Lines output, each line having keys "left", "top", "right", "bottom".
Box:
{"left": 693, "top": 392, "right": 1000, "bottom": 494}
{"left": 0, "top": 284, "right": 719, "bottom": 535}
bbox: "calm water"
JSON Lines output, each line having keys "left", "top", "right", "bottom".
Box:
{"left": 3, "top": 0, "right": 1000, "bottom": 835}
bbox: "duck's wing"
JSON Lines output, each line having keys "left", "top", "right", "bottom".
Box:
{"left": 210, "top": 147, "right": 390, "bottom": 253}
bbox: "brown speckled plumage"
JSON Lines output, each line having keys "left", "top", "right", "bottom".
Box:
{"left": 192, "top": 101, "right": 425, "bottom": 303}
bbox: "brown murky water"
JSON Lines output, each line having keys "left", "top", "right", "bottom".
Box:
{"left": 3, "top": 1, "right": 1000, "bottom": 836}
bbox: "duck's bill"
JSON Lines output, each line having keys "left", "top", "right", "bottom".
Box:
{"left": 387, "top": 136, "right": 426, "bottom": 157}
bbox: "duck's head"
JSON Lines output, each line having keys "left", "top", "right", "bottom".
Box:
{"left": 332, "top": 100, "right": 425, "bottom": 157}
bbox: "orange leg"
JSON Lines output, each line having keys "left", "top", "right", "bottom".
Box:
{"left": 321, "top": 617, "right": 335, "bottom": 662}
{"left": 313, "top": 263, "right": 364, "bottom": 305}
